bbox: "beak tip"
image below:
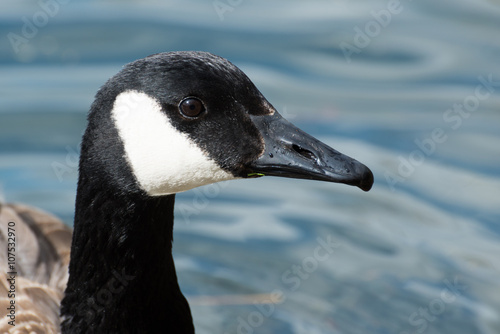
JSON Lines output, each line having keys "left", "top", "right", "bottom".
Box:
{"left": 357, "top": 166, "right": 374, "bottom": 192}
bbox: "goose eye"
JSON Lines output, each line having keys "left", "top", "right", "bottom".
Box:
{"left": 179, "top": 97, "right": 205, "bottom": 118}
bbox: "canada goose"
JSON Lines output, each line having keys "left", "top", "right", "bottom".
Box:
{"left": 0, "top": 51, "right": 373, "bottom": 333}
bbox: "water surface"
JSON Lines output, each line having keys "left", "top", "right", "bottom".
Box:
{"left": 1, "top": 1, "right": 500, "bottom": 333}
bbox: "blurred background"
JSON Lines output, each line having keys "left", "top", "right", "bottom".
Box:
{"left": 1, "top": 0, "right": 500, "bottom": 333}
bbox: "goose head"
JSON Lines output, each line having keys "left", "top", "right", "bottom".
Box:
{"left": 62, "top": 51, "right": 374, "bottom": 333}
{"left": 83, "top": 51, "right": 373, "bottom": 196}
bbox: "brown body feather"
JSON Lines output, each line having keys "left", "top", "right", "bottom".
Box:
{"left": 0, "top": 203, "right": 72, "bottom": 333}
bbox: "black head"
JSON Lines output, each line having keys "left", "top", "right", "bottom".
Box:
{"left": 82, "top": 51, "right": 373, "bottom": 196}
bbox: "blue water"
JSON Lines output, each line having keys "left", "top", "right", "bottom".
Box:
{"left": 1, "top": 0, "right": 500, "bottom": 333}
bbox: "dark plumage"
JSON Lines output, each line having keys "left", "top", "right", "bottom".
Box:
{"left": 0, "top": 51, "right": 373, "bottom": 333}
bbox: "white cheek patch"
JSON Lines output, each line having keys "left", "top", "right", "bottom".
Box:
{"left": 111, "top": 90, "right": 237, "bottom": 196}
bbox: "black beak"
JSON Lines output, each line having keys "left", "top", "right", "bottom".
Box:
{"left": 246, "top": 112, "right": 374, "bottom": 192}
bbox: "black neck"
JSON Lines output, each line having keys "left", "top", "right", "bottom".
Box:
{"left": 60, "top": 169, "right": 194, "bottom": 333}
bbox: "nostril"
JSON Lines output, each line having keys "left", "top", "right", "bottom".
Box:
{"left": 292, "top": 144, "right": 318, "bottom": 162}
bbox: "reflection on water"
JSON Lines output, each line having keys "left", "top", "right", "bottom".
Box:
{"left": 1, "top": 0, "right": 500, "bottom": 333}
